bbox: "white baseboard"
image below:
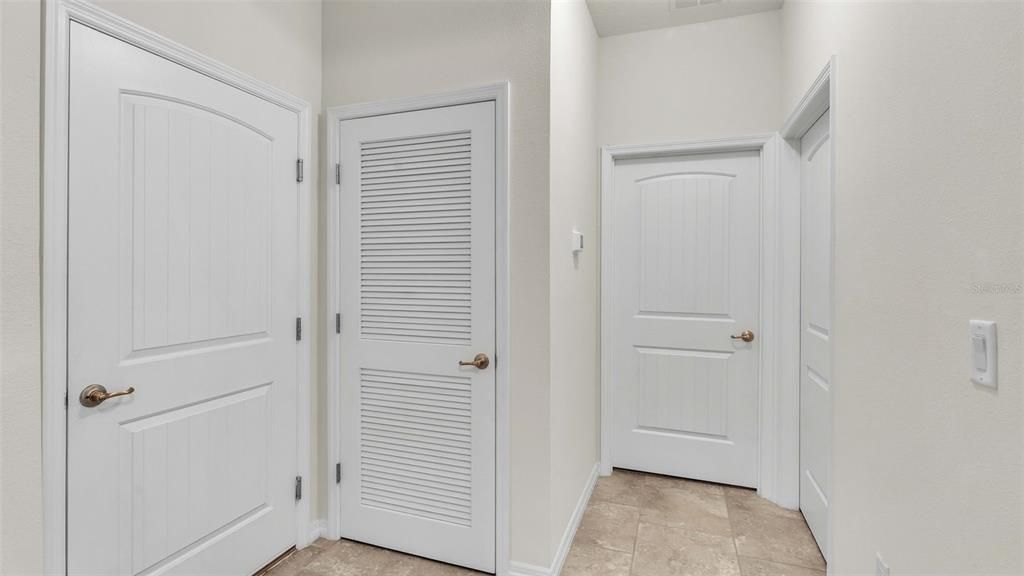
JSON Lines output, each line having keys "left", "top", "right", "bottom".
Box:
{"left": 507, "top": 462, "right": 600, "bottom": 576}
{"left": 549, "top": 463, "right": 599, "bottom": 576}
{"left": 307, "top": 519, "right": 326, "bottom": 544}
{"left": 508, "top": 561, "right": 552, "bottom": 576}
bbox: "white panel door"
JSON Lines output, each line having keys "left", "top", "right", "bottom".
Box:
{"left": 337, "top": 102, "right": 496, "bottom": 572}
{"left": 800, "top": 109, "right": 832, "bottom": 560}
{"left": 67, "top": 23, "right": 300, "bottom": 576}
{"left": 611, "top": 150, "right": 761, "bottom": 487}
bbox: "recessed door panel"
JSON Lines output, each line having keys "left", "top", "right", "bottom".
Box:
{"left": 638, "top": 175, "right": 732, "bottom": 317}
{"left": 123, "top": 94, "right": 273, "bottom": 354}
{"left": 120, "top": 386, "right": 271, "bottom": 574}
{"left": 635, "top": 347, "right": 730, "bottom": 437}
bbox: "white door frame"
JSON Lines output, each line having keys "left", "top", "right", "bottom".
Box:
{"left": 325, "top": 83, "right": 510, "bottom": 574}
{"left": 781, "top": 58, "right": 837, "bottom": 563}
{"left": 600, "top": 133, "right": 802, "bottom": 508}
{"left": 41, "top": 1, "right": 314, "bottom": 572}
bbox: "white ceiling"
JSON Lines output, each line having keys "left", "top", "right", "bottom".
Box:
{"left": 586, "top": 0, "right": 783, "bottom": 37}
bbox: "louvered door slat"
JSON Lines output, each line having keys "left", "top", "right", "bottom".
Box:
{"left": 359, "top": 130, "right": 472, "bottom": 346}
{"left": 360, "top": 131, "right": 469, "bottom": 148}
{"left": 361, "top": 144, "right": 471, "bottom": 158}
{"left": 358, "top": 367, "right": 473, "bottom": 525}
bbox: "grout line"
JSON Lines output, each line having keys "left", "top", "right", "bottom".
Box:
{"left": 724, "top": 489, "right": 744, "bottom": 575}
{"left": 724, "top": 491, "right": 826, "bottom": 573}
{"left": 735, "top": 554, "right": 827, "bottom": 574}
{"left": 626, "top": 471, "right": 647, "bottom": 574}
{"left": 628, "top": 506, "right": 640, "bottom": 575}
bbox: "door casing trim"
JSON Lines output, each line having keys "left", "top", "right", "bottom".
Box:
{"left": 325, "top": 83, "right": 511, "bottom": 575}
{"left": 599, "top": 133, "right": 801, "bottom": 508}
{"left": 42, "top": 1, "right": 314, "bottom": 572}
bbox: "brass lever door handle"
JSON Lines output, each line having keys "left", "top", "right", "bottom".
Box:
{"left": 458, "top": 353, "right": 490, "bottom": 370}
{"left": 79, "top": 384, "right": 135, "bottom": 408}
{"left": 730, "top": 330, "right": 755, "bottom": 343}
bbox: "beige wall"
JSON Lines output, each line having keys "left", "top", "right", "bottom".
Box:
{"left": 0, "top": 1, "right": 322, "bottom": 573}
{"left": 781, "top": 1, "right": 1023, "bottom": 573}
{"left": 548, "top": 0, "right": 599, "bottom": 561}
{"left": 598, "top": 10, "right": 782, "bottom": 146}
{"left": 320, "top": 0, "right": 554, "bottom": 566}
{"left": 1, "top": 2, "right": 44, "bottom": 574}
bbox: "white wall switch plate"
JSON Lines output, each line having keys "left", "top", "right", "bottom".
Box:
{"left": 969, "top": 320, "right": 997, "bottom": 388}
{"left": 571, "top": 229, "right": 584, "bottom": 254}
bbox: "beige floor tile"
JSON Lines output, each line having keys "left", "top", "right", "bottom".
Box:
{"left": 729, "top": 509, "right": 825, "bottom": 570}
{"left": 739, "top": 556, "right": 826, "bottom": 576}
{"left": 310, "top": 538, "right": 335, "bottom": 550}
{"left": 269, "top": 477, "right": 827, "bottom": 576}
{"left": 574, "top": 501, "right": 640, "bottom": 553}
{"left": 644, "top": 474, "right": 725, "bottom": 497}
{"left": 262, "top": 546, "right": 323, "bottom": 576}
{"left": 632, "top": 522, "right": 741, "bottom": 576}
{"left": 639, "top": 480, "right": 732, "bottom": 537}
{"left": 591, "top": 469, "right": 646, "bottom": 507}
{"left": 297, "top": 539, "right": 413, "bottom": 576}
{"left": 725, "top": 487, "right": 804, "bottom": 520}
{"left": 393, "top": 554, "right": 487, "bottom": 575}
{"left": 560, "top": 542, "right": 633, "bottom": 576}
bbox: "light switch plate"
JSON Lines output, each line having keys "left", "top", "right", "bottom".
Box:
{"left": 571, "top": 229, "right": 584, "bottom": 254}
{"left": 969, "top": 320, "right": 997, "bottom": 388}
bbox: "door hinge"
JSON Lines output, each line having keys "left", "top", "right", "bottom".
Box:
{"left": 335, "top": 163, "right": 341, "bottom": 185}
{"left": 335, "top": 313, "right": 342, "bottom": 334}
{"left": 64, "top": 392, "right": 68, "bottom": 409}
{"left": 336, "top": 462, "right": 342, "bottom": 484}
{"left": 296, "top": 159, "right": 304, "bottom": 183}
{"left": 296, "top": 317, "right": 302, "bottom": 341}
{"left": 295, "top": 476, "right": 303, "bottom": 500}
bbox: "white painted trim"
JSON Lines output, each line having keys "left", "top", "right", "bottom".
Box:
{"left": 42, "top": 1, "right": 314, "bottom": 572}
{"left": 600, "top": 134, "right": 777, "bottom": 161}
{"left": 598, "top": 134, "right": 801, "bottom": 511}
{"left": 325, "top": 82, "right": 511, "bottom": 575}
{"left": 781, "top": 60, "right": 832, "bottom": 139}
{"left": 307, "top": 519, "right": 326, "bottom": 544}
{"left": 825, "top": 57, "right": 837, "bottom": 570}
{"left": 507, "top": 562, "right": 552, "bottom": 576}
{"left": 757, "top": 134, "right": 799, "bottom": 508}
{"left": 781, "top": 57, "right": 837, "bottom": 566}
{"left": 598, "top": 147, "right": 615, "bottom": 478}
{"left": 548, "top": 464, "right": 599, "bottom": 576}
{"left": 506, "top": 463, "right": 597, "bottom": 576}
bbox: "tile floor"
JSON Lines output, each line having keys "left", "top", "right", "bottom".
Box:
{"left": 267, "top": 469, "right": 825, "bottom": 576}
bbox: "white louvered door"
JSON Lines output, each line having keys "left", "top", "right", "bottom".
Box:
{"left": 337, "top": 101, "right": 495, "bottom": 572}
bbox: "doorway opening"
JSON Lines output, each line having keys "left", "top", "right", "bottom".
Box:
{"left": 598, "top": 58, "right": 835, "bottom": 569}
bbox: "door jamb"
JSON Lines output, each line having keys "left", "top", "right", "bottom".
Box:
{"left": 324, "top": 83, "right": 511, "bottom": 575}
{"left": 598, "top": 133, "right": 802, "bottom": 509}
{"left": 42, "top": 1, "right": 315, "bottom": 572}
{"left": 780, "top": 57, "right": 837, "bottom": 560}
